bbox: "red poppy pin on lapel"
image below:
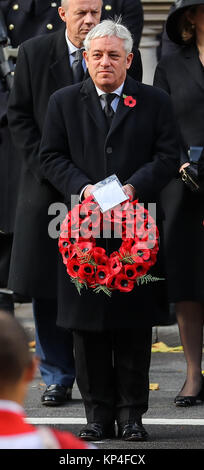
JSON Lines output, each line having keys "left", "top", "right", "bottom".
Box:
{"left": 123, "top": 94, "right": 137, "bottom": 108}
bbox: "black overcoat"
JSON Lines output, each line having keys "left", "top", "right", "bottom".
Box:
{"left": 40, "top": 75, "right": 180, "bottom": 330}
{"left": 0, "top": 0, "right": 64, "bottom": 46}
{"left": 0, "top": 0, "right": 64, "bottom": 233}
{"left": 7, "top": 29, "right": 142, "bottom": 298}
{"left": 154, "top": 45, "right": 204, "bottom": 302}
{"left": 101, "top": 0, "right": 144, "bottom": 48}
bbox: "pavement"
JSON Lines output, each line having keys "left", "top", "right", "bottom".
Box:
{"left": 13, "top": 303, "right": 204, "bottom": 454}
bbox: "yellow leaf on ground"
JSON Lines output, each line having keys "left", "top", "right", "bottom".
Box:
{"left": 29, "top": 341, "right": 36, "bottom": 348}
{"left": 149, "top": 383, "right": 159, "bottom": 390}
{"left": 151, "top": 342, "right": 183, "bottom": 353}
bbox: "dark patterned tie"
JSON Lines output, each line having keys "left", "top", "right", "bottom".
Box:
{"left": 72, "top": 48, "right": 85, "bottom": 83}
{"left": 102, "top": 93, "right": 117, "bottom": 127}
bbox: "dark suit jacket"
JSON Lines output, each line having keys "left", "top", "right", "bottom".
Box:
{"left": 101, "top": 0, "right": 144, "bottom": 48}
{"left": 7, "top": 28, "right": 142, "bottom": 299}
{"left": 153, "top": 45, "right": 204, "bottom": 302}
{"left": 40, "top": 75, "right": 179, "bottom": 331}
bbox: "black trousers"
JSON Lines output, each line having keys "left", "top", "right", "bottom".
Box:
{"left": 73, "top": 327, "right": 152, "bottom": 428}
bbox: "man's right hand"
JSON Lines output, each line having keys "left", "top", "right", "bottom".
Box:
{"left": 83, "top": 184, "right": 94, "bottom": 199}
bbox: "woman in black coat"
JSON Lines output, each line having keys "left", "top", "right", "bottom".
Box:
{"left": 154, "top": 0, "right": 204, "bottom": 406}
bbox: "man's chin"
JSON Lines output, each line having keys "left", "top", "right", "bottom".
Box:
{"left": 96, "top": 81, "right": 117, "bottom": 92}
{"left": 96, "top": 76, "right": 114, "bottom": 87}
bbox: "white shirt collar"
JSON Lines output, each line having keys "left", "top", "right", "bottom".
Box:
{"left": 95, "top": 83, "right": 124, "bottom": 97}
{"left": 0, "top": 400, "right": 24, "bottom": 415}
{"left": 65, "top": 29, "right": 79, "bottom": 56}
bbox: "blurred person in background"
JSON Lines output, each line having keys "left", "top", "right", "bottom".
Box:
{"left": 154, "top": 0, "right": 204, "bottom": 407}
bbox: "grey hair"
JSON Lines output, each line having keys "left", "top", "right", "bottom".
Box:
{"left": 61, "top": 0, "right": 69, "bottom": 7}
{"left": 84, "top": 19, "right": 133, "bottom": 55}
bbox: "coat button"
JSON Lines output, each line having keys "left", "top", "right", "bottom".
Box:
{"left": 106, "top": 146, "right": 113, "bottom": 154}
{"left": 9, "top": 24, "right": 15, "bottom": 30}
{"left": 47, "top": 23, "right": 53, "bottom": 30}
{"left": 12, "top": 4, "right": 19, "bottom": 10}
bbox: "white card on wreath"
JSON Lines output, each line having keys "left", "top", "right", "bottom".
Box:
{"left": 91, "top": 174, "right": 128, "bottom": 213}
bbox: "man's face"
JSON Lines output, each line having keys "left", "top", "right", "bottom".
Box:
{"left": 84, "top": 36, "right": 133, "bottom": 92}
{"left": 58, "top": 0, "right": 102, "bottom": 48}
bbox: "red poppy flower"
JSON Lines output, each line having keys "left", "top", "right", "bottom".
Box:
{"left": 114, "top": 273, "right": 134, "bottom": 292}
{"left": 60, "top": 216, "right": 70, "bottom": 234}
{"left": 95, "top": 265, "right": 110, "bottom": 285}
{"left": 79, "top": 217, "right": 91, "bottom": 237}
{"left": 119, "top": 239, "right": 135, "bottom": 257}
{"left": 135, "top": 263, "right": 149, "bottom": 277}
{"left": 131, "top": 244, "right": 151, "bottom": 263}
{"left": 69, "top": 204, "right": 80, "bottom": 226}
{"left": 106, "top": 274, "right": 117, "bottom": 289}
{"left": 124, "top": 95, "right": 136, "bottom": 108}
{"left": 66, "top": 258, "right": 81, "bottom": 278}
{"left": 109, "top": 253, "right": 122, "bottom": 275}
{"left": 78, "top": 263, "right": 95, "bottom": 284}
{"left": 123, "top": 264, "right": 139, "bottom": 280}
{"left": 92, "top": 247, "right": 109, "bottom": 266}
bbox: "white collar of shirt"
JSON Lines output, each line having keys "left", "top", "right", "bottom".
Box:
{"left": 65, "top": 30, "right": 86, "bottom": 69}
{"left": 95, "top": 83, "right": 124, "bottom": 112}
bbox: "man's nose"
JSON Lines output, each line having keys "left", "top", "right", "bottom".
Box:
{"left": 101, "top": 54, "right": 111, "bottom": 66}
{"left": 84, "top": 12, "right": 95, "bottom": 24}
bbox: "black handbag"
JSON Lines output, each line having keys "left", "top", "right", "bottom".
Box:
{"left": 180, "top": 147, "right": 204, "bottom": 193}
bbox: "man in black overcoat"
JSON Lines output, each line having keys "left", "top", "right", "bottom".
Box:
{"left": 0, "top": 0, "right": 65, "bottom": 312}
{"left": 40, "top": 20, "right": 180, "bottom": 441}
{"left": 101, "top": 0, "right": 144, "bottom": 47}
{"left": 7, "top": 0, "right": 142, "bottom": 406}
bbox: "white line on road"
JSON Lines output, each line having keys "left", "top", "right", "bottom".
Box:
{"left": 25, "top": 417, "right": 204, "bottom": 426}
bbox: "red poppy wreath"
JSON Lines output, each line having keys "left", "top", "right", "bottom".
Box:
{"left": 59, "top": 196, "right": 160, "bottom": 296}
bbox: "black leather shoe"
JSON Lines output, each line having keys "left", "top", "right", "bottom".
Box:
{"left": 79, "top": 423, "right": 115, "bottom": 441}
{"left": 118, "top": 420, "right": 149, "bottom": 442}
{"left": 174, "top": 376, "right": 204, "bottom": 407}
{"left": 41, "top": 384, "right": 72, "bottom": 406}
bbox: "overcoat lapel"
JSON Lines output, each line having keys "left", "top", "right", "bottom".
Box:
{"left": 109, "top": 75, "right": 139, "bottom": 137}
{"left": 49, "top": 29, "right": 73, "bottom": 89}
{"left": 80, "top": 78, "right": 108, "bottom": 135}
{"left": 80, "top": 75, "right": 139, "bottom": 136}
{"left": 182, "top": 44, "right": 204, "bottom": 92}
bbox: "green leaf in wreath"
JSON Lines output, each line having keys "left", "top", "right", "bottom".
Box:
{"left": 71, "top": 277, "right": 88, "bottom": 295}
{"left": 136, "top": 274, "right": 165, "bottom": 286}
{"left": 92, "top": 284, "right": 112, "bottom": 297}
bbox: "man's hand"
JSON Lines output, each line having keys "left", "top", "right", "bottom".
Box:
{"left": 123, "top": 184, "right": 136, "bottom": 200}
{"left": 179, "top": 162, "right": 190, "bottom": 173}
{"left": 83, "top": 184, "right": 94, "bottom": 199}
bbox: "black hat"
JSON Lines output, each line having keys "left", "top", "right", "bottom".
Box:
{"left": 166, "top": 0, "right": 204, "bottom": 44}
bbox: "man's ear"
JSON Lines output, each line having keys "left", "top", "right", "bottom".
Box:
{"left": 126, "top": 52, "right": 133, "bottom": 70}
{"left": 58, "top": 7, "right": 67, "bottom": 23}
{"left": 83, "top": 50, "right": 89, "bottom": 69}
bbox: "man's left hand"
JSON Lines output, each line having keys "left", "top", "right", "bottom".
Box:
{"left": 123, "top": 184, "right": 136, "bottom": 200}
